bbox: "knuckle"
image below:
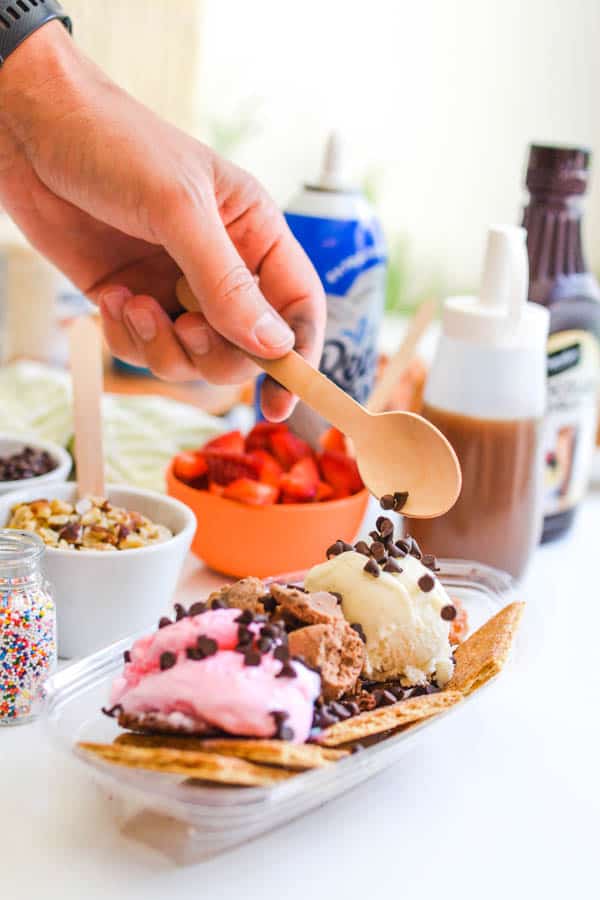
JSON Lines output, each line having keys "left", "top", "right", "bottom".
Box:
{"left": 213, "top": 265, "right": 257, "bottom": 308}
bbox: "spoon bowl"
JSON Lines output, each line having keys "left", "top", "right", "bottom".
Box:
{"left": 353, "top": 410, "right": 461, "bottom": 517}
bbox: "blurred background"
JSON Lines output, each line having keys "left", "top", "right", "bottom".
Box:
{"left": 66, "top": 0, "right": 600, "bottom": 311}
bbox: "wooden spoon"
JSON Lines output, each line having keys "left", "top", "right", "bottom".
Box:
{"left": 176, "top": 278, "right": 461, "bottom": 517}
{"left": 69, "top": 315, "right": 106, "bottom": 499}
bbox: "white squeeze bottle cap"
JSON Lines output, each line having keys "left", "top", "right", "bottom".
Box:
{"left": 425, "top": 225, "right": 550, "bottom": 419}
{"left": 442, "top": 225, "right": 547, "bottom": 347}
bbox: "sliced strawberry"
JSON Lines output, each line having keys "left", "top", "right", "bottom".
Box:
{"left": 269, "top": 430, "right": 314, "bottom": 470}
{"left": 318, "top": 450, "right": 364, "bottom": 498}
{"left": 319, "top": 426, "right": 347, "bottom": 454}
{"left": 173, "top": 451, "right": 208, "bottom": 483}
{"left": 208, "top": 481, "right": 225, "bottom": 497}
{"left": 289, "top": 456, "right": 320, "bottom": 487}
{"left": 222, "top": 478, "right": 279, "bottom": 506}
{"left": 203, "top": 430, "right": 245, "bottom": 455}
{"left": 203, "top": 451, "right": 260, "bottom": 486}
{"left": 248, "top": 449, "right": 284, "bottom": 487}
{"left": 315, "top": 480, "right": 335, "bottom": 501}
{"left": 245, "top": 421, "right": 288, "bottom": 452}
{"left": 279, "top": 457, "right": 320, "bottom": 503}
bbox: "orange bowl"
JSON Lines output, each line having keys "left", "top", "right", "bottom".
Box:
{"left": 166, "top": 462, "right": 370, "bottom": 578}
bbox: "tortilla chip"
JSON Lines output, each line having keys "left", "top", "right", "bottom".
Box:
{"left": 77, "top": 741, "right": 293, "bottom": 786}
{"left": 115, "top": 733, "right": 347, "bottom": 770}
{"left": 446, "top": 601, "right": 524, "bottom": 696}
{"left": 316, "top": 690, "right": 463, "bottom": 747}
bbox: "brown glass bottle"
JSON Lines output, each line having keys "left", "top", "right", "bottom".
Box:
{"left": 522, "top": 145, "right": 600, "bottom": 542}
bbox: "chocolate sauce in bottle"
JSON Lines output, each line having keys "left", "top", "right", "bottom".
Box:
{"left": 523, "top": 146, "right": 600, "bottom": 542}
{"left": 410, "top": 226, "right": 549, "bottom": 581}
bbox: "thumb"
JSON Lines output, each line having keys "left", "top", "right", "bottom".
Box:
{"left": 165, "top": 199, "right": 295, "bottom": 358}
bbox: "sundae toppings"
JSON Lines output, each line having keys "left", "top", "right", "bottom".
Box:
{"left": 305, "top": 512, "right": 456, "bottom": 688}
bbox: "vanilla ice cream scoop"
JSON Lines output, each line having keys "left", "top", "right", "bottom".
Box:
{"left": 305, "top": 550, "right": 454, "bottom": 687}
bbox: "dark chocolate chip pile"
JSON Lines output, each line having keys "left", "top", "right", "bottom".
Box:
{"left": 0, "top": 445, "right": 57, "bottom": 482}
{"left": 323, "top": 499, "right": 438, "bottom": 583}
{"left": 311, "top": 676, "right": 441, "bottom": 731}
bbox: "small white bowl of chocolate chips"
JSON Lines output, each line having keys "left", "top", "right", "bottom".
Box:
{"left": 0, "top": 434, "right": 72, "bottom": 495}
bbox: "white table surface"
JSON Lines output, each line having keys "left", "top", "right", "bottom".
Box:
{"left": 3, "top": 495, "right": 599, "bottom": 900}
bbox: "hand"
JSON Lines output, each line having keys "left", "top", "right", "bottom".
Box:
{"left": 0, "top": 23, "right": 325, "bottom": 420}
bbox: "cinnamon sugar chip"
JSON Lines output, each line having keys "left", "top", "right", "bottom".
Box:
{"left": 115, "top": 733, "right": 348, "bottom": 770}
{"left": 316, "top": 691, "right": 463, "bottom": 747}
{"left": 77, "top": 742, "right": 293, "bottom": 786}
{"left": 446, "top": 601, "right": 524, "bottom": 696}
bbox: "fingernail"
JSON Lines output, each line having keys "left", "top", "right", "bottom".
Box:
{"left": 253, "top": 310, "right": 294, "bottom": 349}
{"left": 125, "top": 307, "right": 156, "bottom": 343}
{"left": 100, "top": 286, "right": 132, "bottom": 321}
{"left": 181, "top": 324, "right": 211, "bottom": 356}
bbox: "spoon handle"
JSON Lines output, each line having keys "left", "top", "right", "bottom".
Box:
{"left": 176, "top": 277, "right": 365, "bottom": 435}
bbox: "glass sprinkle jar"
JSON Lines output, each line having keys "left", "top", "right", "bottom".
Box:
{"left": 0, "top": 529, "right": 56, "bottom": 725}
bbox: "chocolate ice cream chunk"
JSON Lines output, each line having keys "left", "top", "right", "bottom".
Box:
{"left": 207, "top": 577, "right": 269, "bottom": 616}
{"left": 289, "top": 620, "right": 364, "bottom": 701}
{"left": 269, "top": 583, "right": 343, "bottom": 628}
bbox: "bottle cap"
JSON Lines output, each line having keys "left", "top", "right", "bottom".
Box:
{"left": 442, "top": 225, "right": 548, "bottom": 346}
{"left": 526, "top": 144, "right": 591, "bottom": 195}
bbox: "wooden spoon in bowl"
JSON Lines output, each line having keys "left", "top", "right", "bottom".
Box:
{"left": 176, "top": 278, "right": 461, "bottom": 518}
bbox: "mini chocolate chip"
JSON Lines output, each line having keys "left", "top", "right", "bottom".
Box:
{"left": 364, "top": 557, "right": 380, "bottom": 577}
{"left": 373, "top": 689, "right": 397, "bottom": 707}
{"left": 326, "top": 540, "right": 344, "bottom": 558}
{"left": 237, "top": 625, "right": 253, "bottom": 646}
{"left": 422, "top": 553, "right": 439, "bottom": 572}
{"left": 279, "top": 725, "right": 294, "bottom": 741}
{"left": 123, "top": 650, "right": 131, "bottom": 663}
{"left": 159, "top": 651, "right": 177, "bottom": 670}
{"left": 234, "top": 609, "right": 254, "bottom": 625}
{"left": 197, "top": 635, "right": 218, "bottom": 656}
{"left": 244, "top": 648, "right": 261, "bottom": 666}
{"left": 158, "top": 616, "right": 172, "bottom": 629}
{"left": 350, "top": 622, "right": 367, "bottom": 643}
{"left": 393, "top": 491, "right": 409, "bottom": 512}
{"left": 174, "top": 603, "right": 187, "bottom": 621}
{"left": 354, "top": 540, "right": 371, "bottom": 557}
{"left": 258, "top": 636, "right": 272, "bottom": 653}
{"left": 101, "top": 704, "right": 122, "bottom": 719}
{"left": 369, "top": 530, "right": 381, "bottom": 542}
{"left": 351, "top": 742, "right": 365, "bottom": 753}
{"left": 340, "top": 541, "right": 354, "bottom": 552}
{"left": 395, "top": 539, "right": 410, "bottom": 556}
{"left": 211, "top": 598, "right": 228, "bottom": 610}
{"left": 273, "top": 644, "right": 290, "bottom": 662}
{"left": 186, "top": 647, "right": 204, "bottom": 660}
{"left": 287, "top": 583, "right": 307, "bottom": 592}
{"left": 370, "top": 541, "right": 386, "bottom": 562}
{"left": 189, "top": 602, "right": 208, "bottom": 616}
{"left": 387, "top": 544, "right": 403, "bottom": 558}
{"left": 376, "top": 516, "right": 394, "bottom": 537}
{"left": 383, "top": 559, "right": 403, "bottom": 574}
{"left": 441, "top": 604, "right": 457, "bottom": 621}
{"left": 344, "top": 701, "right": 360, "bottom": 716}
{"left": 390, "top": 686, "right": 405, "bottom": 700}
{"left": 317, "top": 710, "right": 338, "bottom": 728}
{"left": 261, "top": 594, "right": 277, "bottom": 613}
{"left": 380, "top": 494, "right": 395, "bottom": 510}
{"left": 260, "top": 624, "right": 277, "bottom": 638}
{"left": 330, "top": 591, "right": 343, "bottom": 605}
{"left": 276, "top": 662, "right": 297, "bottom": 678}
{"left": 330, "top": 701, "right": 351, "bottom": 719}
{"left": 418, "top": 573, "right": 435, "bottom": 592}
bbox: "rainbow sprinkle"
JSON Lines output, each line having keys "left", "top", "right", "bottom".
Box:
{"left": 0, "top": 578, "right": 56, "bottom": 723}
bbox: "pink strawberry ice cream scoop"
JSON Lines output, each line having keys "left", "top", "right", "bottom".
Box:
{"left": 109, "top": 608, "right": 320, "bottom": 743}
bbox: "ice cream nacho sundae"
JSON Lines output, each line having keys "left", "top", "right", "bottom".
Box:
{"left": 78, "top": 500, "right": 523, "bottom": 787}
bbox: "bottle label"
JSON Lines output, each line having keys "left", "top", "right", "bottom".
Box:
{"left": 285, "top": 212, "right": 387, "bottom": 404}
{"left": 543, "top": 328, "right": 600, "bottom": 516}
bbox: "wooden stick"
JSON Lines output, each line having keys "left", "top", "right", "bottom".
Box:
{"left": 69, "top": 316, "right": 105, "bottom": 498}
{"left": 366, "top": 298, "right": 437, "bottom": 414}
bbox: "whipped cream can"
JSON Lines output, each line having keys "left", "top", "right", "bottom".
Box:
{"left": 262, "top": 134, "right": 387, "bottom": 441}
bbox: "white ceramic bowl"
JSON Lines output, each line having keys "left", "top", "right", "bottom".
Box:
{"left": 0, "top": 483, "right": 196, "bottom": 659}
{"left": 0, "top": 434, "right": 72, "bottom": 495}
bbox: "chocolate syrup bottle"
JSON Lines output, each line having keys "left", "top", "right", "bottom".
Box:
{"left": 523, "top": 146, "right": 600, "bottom": 542}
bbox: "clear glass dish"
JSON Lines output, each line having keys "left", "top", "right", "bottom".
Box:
{"left": 44, "top": 560, "right": 515, "bottom": 862}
